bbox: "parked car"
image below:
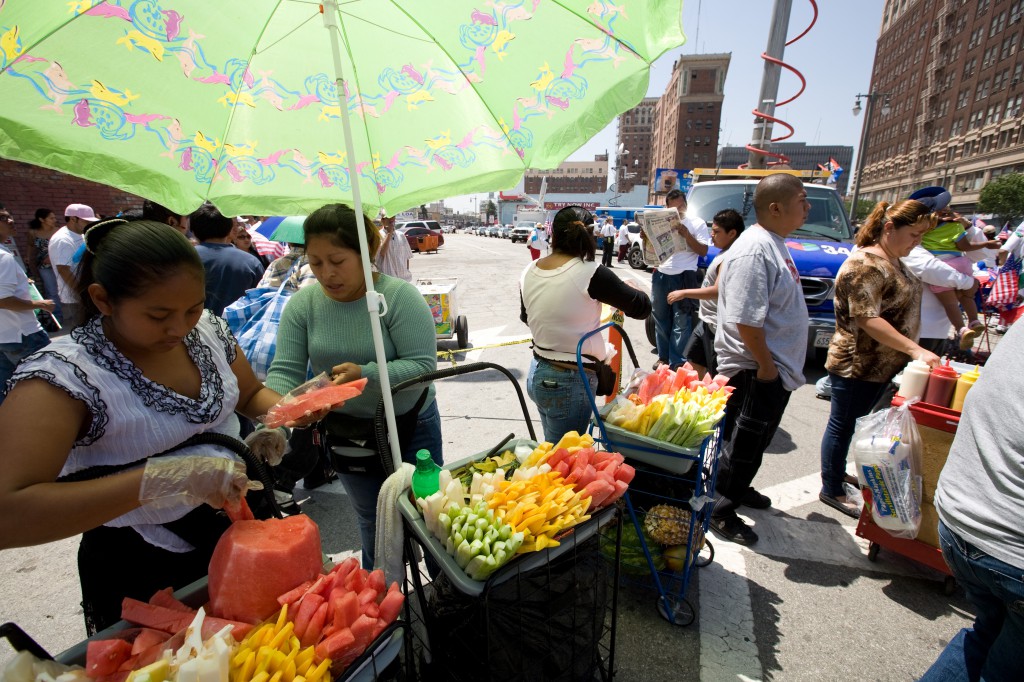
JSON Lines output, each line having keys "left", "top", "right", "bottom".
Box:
{"left": 486, "top": 225, "right": 501, "bottom": 237}
{"left": 510, "top": 222, "right": 535, "bottom": 243}
{"left": 499, "top": 226, "right": 512, "bottom": 238}
{"left": 396, "top": 221, "right": 445, "bottom": 249}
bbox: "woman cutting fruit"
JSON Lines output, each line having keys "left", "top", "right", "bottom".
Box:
{"left": 0, "top": 218, "right": 322, "bottom": 634}
{"left": 266, "top": 204, "right": 442, "bottom": 570}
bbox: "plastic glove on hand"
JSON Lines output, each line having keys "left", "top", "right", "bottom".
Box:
{"left": 139, "top": 455, "right": 251, "bottom": 511}
{"left": 244, "top": 427, "right": 289, "bottom": 466}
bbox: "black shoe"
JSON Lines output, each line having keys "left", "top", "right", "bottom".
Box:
{"left": 710, "top": 514, "right": 758, "bottom": 545}
{"left": 740, "top": 487, "right": 771, "bottom": 510}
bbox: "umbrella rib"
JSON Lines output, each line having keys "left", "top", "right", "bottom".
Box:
{"left": 548, "top": 0, "right": 649, "bottom": 64}
{"left": 253, "top": 9, "right": 321, "bottom": 56}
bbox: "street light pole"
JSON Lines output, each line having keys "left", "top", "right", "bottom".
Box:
{"left": 849, "top": 91, "right": 890, "bottom": 221}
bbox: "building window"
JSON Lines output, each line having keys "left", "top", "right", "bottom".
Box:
{"left": 706, "top": 119, "right": 713, "bottom": 129}
{"left": 978, "top": 0, "right": 991, "bottom": 16}
{"left": 990, "top": 10, "right": 1007, "bottom": 37}
{"left": 1001, "top": 33, "right": 1019, "bottom": 60}
{"left": 684, "top": 136, "right": 691, "bottom": 146}
{"left": 968, "top": 26, "right": 984, "bottom": 48}
{"left": 695, "top": 119, "right": 703, "bottom": 130}
{"left": 994, "top": 67, "right": 1010, "bottom": 91}
{"left": 969, "top": 109, "right": 985, "bottom": 128}
{"left": 1006, "top": 93, "right": 1023, "bottom": 117}
{"left": 1012, "top": 0, "right": 1024, "bottom": 24}
{"left": 976, "top": 78, "right": 990, "bottom": 100}
{"left": 963, "top": 57, "right": 978, "bottom": 79}
{"left": 957, "top": 88, "right": 970, "bottom": 109}
{"left": 1014, "top": 61, "right": 1024, "bottom": 83}
{"left": 986, "top": 103, "right": 1001, "bottom": 124}
{"left": 983, "top": 45, "right": 999, "bottom": 68}
{"left": 704, "top": 136, "right": 711, "bottom": 146}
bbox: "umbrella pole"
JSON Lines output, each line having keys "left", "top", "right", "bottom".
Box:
{"left": 322, "top": 1, "right": 404, "bottom": 471}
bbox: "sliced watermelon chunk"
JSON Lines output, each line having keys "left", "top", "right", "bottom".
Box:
{"left": 377, "top": 590, "right": 404, "bottom": 625}
{"left": 300, "top": 602, "right": 330, "bottom": 649}
{"left": 314, "top": 628, "right": 356, "bottom": 666}
{"left": 147, "top": 588, "right": 191, "bottom": 613}
{"left": 349, "top": 615, "right": 377, "bottom": 651}
{"left": 276, "top": 580, "right": 314, "bottom": 608}
{"left": 366, "top": 569, "right": 386, "bottom": 596}
{"left": 207, "top": 515, "right": 323, "bottom": 624}
{"left": 292, "top": 592, "right": 325, "bottom": 641}
{"left": 332, "top": 591, "right": 360, "bottom": 631}
{"left": 265, "top": 378, "right": 369, "bottom": 428}
{"left": 130, "top": 629, "right": 170, "bottom": 656}
{"left": 86, "top": 639, "right": 133, "bottom": 678}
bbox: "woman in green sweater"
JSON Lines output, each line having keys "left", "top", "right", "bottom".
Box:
{"left": 266, "top": 204, "right": 441, "bottom": 568}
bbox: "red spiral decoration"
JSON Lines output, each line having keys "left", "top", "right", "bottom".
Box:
{"left": 744, "top": 0, "right": 818, "bottom": 167}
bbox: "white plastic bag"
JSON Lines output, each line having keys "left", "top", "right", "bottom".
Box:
{"left": 851, "top": 401, "right": 923, "bottom": 539}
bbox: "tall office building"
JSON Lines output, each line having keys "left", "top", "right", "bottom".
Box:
{"left": 858, "top": 0, "right": 1024, "bottom": 210}
{"left": 649, "top": 53, "right": 731, "bottom": 199}
{"left": 615, "top": 97, "right": 658, "bottom": 193}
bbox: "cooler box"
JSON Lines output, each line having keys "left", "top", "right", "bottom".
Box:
{"left": 416, "top": 279, "right": 457, "bottom": 336}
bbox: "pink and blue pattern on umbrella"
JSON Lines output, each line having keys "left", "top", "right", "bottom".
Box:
{"left": 2, "top": 0, "right": 637, "bottom": 198}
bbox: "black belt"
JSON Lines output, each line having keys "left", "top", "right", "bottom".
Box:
{"left": 533, "top": 352, "right": 597, "bottom": 373}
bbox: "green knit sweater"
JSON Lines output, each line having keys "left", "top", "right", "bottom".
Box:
{"left": 266, "top": 274, "right": 437, "bottom": 418}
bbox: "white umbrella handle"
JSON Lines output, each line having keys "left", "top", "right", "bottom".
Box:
{"left": 322, "top": 1, "right": 404, "bottom": 470}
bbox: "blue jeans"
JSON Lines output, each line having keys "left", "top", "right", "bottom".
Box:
{"left": 526, "top": 357, "right": 597, "bottom": 443}
{"left": 651, "top": 270, "right": 698, "bottom": 366}
{"left": 335, "top": 400, "right": 443, "bottom": 569}
{"left": 819, "top": 373, "right": 888, "bottom": 497}
{"left": 0, "top": 330, "right": 50, "bottom": 405}
{"left": 37, "top": 267, "right": 63, "bottom": 324}
{"left": 920, "top": 522, "right": 1024, "bottom": 682}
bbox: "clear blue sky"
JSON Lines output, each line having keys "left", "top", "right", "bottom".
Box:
{"left": 448, "top": 0, "right": 884, "bottom": 212}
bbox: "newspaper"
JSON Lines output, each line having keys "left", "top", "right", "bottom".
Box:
{"left": 639, "top": 207, "right": 688, "bottom": 267}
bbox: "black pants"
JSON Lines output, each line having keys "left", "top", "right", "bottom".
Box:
{"left": 78, "top": 506, "right": 230, "bottom": 635}
{"left": 714, "top": 369, "right": 792, "bottom": 516}
{"left": 601, "top": 238, "right": 614, "bottom": 266}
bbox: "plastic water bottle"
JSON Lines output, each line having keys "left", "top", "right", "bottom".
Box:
{"left": 410, "top": 449, "right": 441, "bottom": 499}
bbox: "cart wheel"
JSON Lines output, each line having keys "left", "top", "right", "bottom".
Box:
{"left": 867, "top": 542, "right": 880, "bottom": 562}
{"left": 645, "top": 314, "right": 657, "bottom": 347}
{"left": 456, "top": 315, "right": 469, "bottom": 349}
{"left": 943, "top": 576, "right": 957, "bottom": 596}
{"left": 694, "top": 538, "right": 715, "bottom": 567}
{"left": 656, "top": 595, "right": 696, "bottom": 627}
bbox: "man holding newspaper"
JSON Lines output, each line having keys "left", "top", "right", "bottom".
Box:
{"left": 642, "top": 188, "right": 710, "bottom": 369}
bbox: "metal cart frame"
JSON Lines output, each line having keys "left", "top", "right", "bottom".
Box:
{"left": 577, "top": 322, "right": 721, "bottom": 626}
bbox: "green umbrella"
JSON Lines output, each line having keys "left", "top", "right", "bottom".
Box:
{"left": 0, "top": 0, "right": 686, "bottom": 463}
{"left": 264, "top": 216, "right": 307, "bottom": 245}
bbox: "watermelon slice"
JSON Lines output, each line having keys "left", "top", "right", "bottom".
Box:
{"left": 265, "top": 378, "right": 369, "bottom": 428}
{"left": 207, "top": 515, "right": 323, "bottom": 624}
{"left": 292, "top": 593, "right": 325, "bottom": 641}
{"left": 86, "top": 640, "right": 133, "bottom": 678}
{"left": 349, "top": 615, "right": 377, "bottom": 651}
{"left": 314, "top": 628, "right": 356, "bottom": 666}
{"left": 332, "top": 591, "right": 360, "bottom": 631}
{"left": 276, "top": 580, "right": 314, "bottom": 608}
{"left": 147, "top": 588, "right": 191, "bottom": 613}
{"left": 300, "top": 602, "right": 329, "bottom": 649}
{"left": 130, "top": 629, "right": 170, "bottom": 656}
{"left": 366, "top": 569, "right": 386, "bottom": 596}
{"left": 120, "top": 599, "right": 253, "bottom": 641}
{"left": 377, "top": 590, "right": 404, "bottom": 625}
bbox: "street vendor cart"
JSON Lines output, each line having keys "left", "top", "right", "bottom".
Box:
{"left": 415, "top": 278, "right": 468, "bottom": 349}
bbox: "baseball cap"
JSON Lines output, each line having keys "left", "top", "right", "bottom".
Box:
{"left": 908, "top": 186, "right": 951, "bottom": 213}
{"left": 65, "top": 204, "right": 99, "bottom": 222}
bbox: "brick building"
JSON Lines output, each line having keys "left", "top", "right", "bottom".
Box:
{"left": 649, "top": 53, "right": 731, "bottom": 199}
{"left": 523, "top": 154, "right": 608, "bottom": 195}
{"left": 718, "top": 143, "right": 855, "bottom": 194}
{"left": 615, "top": 97, "right": 658, "bottom": 193}
{"left": 0, "top": 159, "right": 140, "bottom": 255}
{"left": 859, "top": 0, "right": 1024, "bottom": 211}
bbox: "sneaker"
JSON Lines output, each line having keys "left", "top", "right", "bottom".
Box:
{"left": 996, "top": 325, "right": 1008, "bottom": 334}
{"left": 740, "top": 487, "right": 772, "bottom": 509}
{"left": 709, "top": 514, "right": 758, "bottom": 545}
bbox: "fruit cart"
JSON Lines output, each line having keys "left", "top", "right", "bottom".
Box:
{"left": 855, "top": 397, "right": 957, "bottom": 594}
{"left": 579, "top": 322, "right": 720, "bottom": 627}
{"left": 378, "top": 362, "right": 621, "bottom": 681}
{"left": 415, "top": 277, "right": 468, "bottom": 349}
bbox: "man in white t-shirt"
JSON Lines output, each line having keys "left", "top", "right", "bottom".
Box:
{"left": 599, "top": 218, "right": 617, "bottom": 267}
{"left": 651, "top": 188, "right": 711, "bottom": 368}
{"left": 615, "top": 221, "right": 631, "bottom": 263}
{"left": 711, "top": 174, "right": 810, "bottom": 545}
{"left": 375, "top": 216, "right": 413, "bottom": 282}
{"left": 0, "top": 205, "right": 54, "bottom": 403}
{"left": 49, "top": 203, "right": 98, "bottom": 327}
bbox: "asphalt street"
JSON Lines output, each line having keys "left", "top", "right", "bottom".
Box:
{"left": 0, "top": 233, "right": 974, "bottom": 681}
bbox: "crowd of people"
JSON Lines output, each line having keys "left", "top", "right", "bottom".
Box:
{"left": 0, "top": 180, "right": 1020, "bottom": 677}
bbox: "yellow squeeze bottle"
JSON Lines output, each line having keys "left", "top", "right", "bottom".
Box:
{"left": 950, "top": 365, "right": 981, "bottom": 412}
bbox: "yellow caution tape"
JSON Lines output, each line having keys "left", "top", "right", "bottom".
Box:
{"left": 436, "top": 337, "right": 534, "bottom": 367}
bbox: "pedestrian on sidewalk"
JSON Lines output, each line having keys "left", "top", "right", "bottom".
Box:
{"left": 375, "top": 215, "right": 413, "bottom": 282}
{"left": 520, "top": 205, "right": 651, "bottom": 441}
{"left": 49, "top": 203, "right": 98, "bottom": 327}
{"left": 615, "top": 220, "right": 631, "bottom": 263}
{"left": 600, "top": 218, "right": 617, "bottom": 267}
{"left": 191, "top": 203, "right": 265, "bottom": 316}
{"left": 710, "top": 174, "right": 809, "bottom": 546}
{"left": 920, "top": 321, "right": 1024, "bottom": 682}
{"left": 0, "top": 205, "right": 54, "bottom": 404}
{"left": 26, "top": 208, "right": 62, "bottom": 325}
{"left": 819, "top": 199, "right": 939, "bottom": 518}
{"left": 651, "top": 188, "right": 710, "bottom": 369}
{"left": 527, "top": 222, "right": 549, "bottom": 261}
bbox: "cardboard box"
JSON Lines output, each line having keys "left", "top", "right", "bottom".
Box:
{"left": 916, "top": 501, "right": 940, "bottom": 549}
